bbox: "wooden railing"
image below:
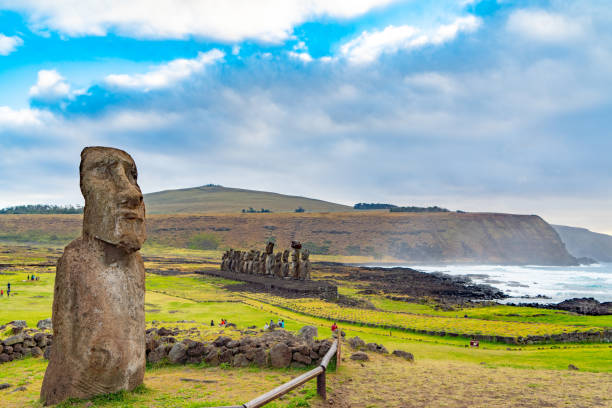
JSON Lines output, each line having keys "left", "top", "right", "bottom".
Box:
{"left": 212, "top": 337, "right": 341, "bottom": 408}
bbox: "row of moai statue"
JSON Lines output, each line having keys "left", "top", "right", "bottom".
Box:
{"left": 221, "top": 241, "right": 311, "bottom": 280}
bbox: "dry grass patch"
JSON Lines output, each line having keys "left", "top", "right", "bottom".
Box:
{"left": 315, "top": 352, "right": 612, "bottom": 408}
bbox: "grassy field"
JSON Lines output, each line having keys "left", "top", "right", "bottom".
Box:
{"left": 0, "top": 243, "right": 610, "bottom": 407}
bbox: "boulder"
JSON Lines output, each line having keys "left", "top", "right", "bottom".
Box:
{"left": 4, "top": 346, "right": 13, "bottom": 354}
{"left": 218, "top": 349, "right": 233, "bottom": 364}
{"left": 232, "top": 354, "right": 250, "bottom": 367}
{"left": 226, "top": 340, "right": 240, "bottom": 349}
{"left": 252, "top": 349, "right": 268, "bottom": 367}
{"left": 270, "top": 343, "right": 292, "bottom": 368}
{"left": 3, "top": 333, "right": 25, "bottom": 346}
{"left": 37, "top": 319, "right": 52, "bottom": 331}
{"left": 568, "top": 364, "right": 579, "bottom": 371}
{"left": 392, "top": 350, "right": 414, "bottom": 362}
{"left": 0, "top": 383, "right": 10, "bottom": 390}
{"left": 43, "top": 346, "right": 51, "bottom": 360}
{"left": 366, "top": 343, "right": 378, "bottom": 352}
{"left": 204, "top": 350, "right": 220, "bottom": 366}
{"left": 33, "top": 333, "right": 47, "bottom": 347}
{"left": 187, "top": 342, "right": 208, "bottom": 357}
{"left": 350, "top": 352, "right": 369, "bottom": 361}
{"left": 348, "top": 336, "right": 365, "bottom": 349}
{"left": 0, "top": 354, "right": 9, "bottom": 363}
{"left": 298, "top": 326, "right": 318, "bottom": 342}
{"left": 213, "top": 336, "right": 232, "bottom": 347}
{"left": 8, "top": 320, "right": 27, "bottom": 328}
{"left": 147, "top": 346, "right": 168, "bottom": 364}
{"left": 31, "top": 347, "right": 43, "bottom": 358}
{"left": 168, "top": 343, "right": 187, "bottom": 364}
{"left": 292, "top": 352, "right": 312, "bottom": 365}
{"left": 157, "top": 327, "right": 173, "bottom": 336}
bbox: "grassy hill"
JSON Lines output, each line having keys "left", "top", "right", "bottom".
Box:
{"left": 143, "top": 185, "right": 352, "bottom": 214}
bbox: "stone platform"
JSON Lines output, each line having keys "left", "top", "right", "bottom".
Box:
{"left": 195, "top": 269, "right": 338, "bottom": 300}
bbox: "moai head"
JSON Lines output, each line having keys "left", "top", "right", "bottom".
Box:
{"left": 229, "top": 249, "right": 234, "bottom": 258}
{"left": 80, "top": 147, "right": 146, "bottom": 253}
{"left": 301, "top": 249, "right": 310, "bottom": 261}
{"left": 248, "top": 251, "right": 254, "bottom": 261}
{"left": 282, "top": 249, "right": 290, "bottom": 262}
{"left": 265, "top": 241, "right": 274, "bottom": 254}
{"left": 291, "top": 241, "right": 302, "bottom": 250}
{"left": 275, "top": 252, "right": 282, "bottom": 263}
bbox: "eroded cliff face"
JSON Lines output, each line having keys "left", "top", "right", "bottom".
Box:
{"left": 0, "top": 212, "right": 577, "bottom": 265}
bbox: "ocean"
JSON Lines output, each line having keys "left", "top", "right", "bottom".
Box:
{"left": 370, "top": 263, "right": 612, "bottom": 304}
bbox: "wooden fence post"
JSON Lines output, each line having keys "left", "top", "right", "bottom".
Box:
{"left": 316, "top": 370, "right": 326, "bottom": 399}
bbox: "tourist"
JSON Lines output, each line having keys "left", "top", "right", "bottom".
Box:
{"left": 0, "top": 289, "right": 3, "bottom": 296}
{"left": 264, "top": 322, "right": 269, "bottom": 330}
{"left": 270, "top": 319, "right": 274, "bottom": 327}
{"left": 331, "top": 322, "right": 338, "bottom": 333}
{"left": 280, "top": 320, "right": 285, "bottom": 328}
{"left": 210, "top": 319, "right": 214, "bottom": 326}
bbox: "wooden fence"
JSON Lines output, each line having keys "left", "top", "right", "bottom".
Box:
{"left": 212, "top": 337, "right": 341, "bottom": 408}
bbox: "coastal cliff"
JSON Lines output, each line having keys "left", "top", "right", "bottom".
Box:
{"left": 0, "top": 212, "right": 577, "bottom": 265}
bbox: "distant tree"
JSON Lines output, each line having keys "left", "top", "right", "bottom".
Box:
{"left": 0, "top": 204, "right": 83, "bottom": 214}
{"left": 354, "top": 203, "right": 398, "bottom": 210}
{"left": 389, "top": 206, "right": 450, "bottom": 213}
{"left": 294, "top": 207, "right": 305, "bottom": 213}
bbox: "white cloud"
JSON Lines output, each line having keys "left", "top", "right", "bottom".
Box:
{"left": 1, "top": 0, "right": 397, "bottom": 42}
{"left": 0, "top": 33, "right": 23, "bottom": 55}
{"left": 0, "top": 106, "right": 48, "bottom": 128}
{"left": 340, "top": 15, "right": 481, "bottom": 64}
{"left": 507, "top": 9, "right": 583, "bottom": 43}
{"left": 288, "top": 51, "right": 313, "bottom": 63}
{"left": 105, "top": 49, "right": 224, "bottom": 90}
{"left": 29, "top": 70, "right": 71, "bottom": 99}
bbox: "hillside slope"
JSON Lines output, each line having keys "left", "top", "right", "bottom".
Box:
{"left": 553, "top": 225, "right": 612, "bottom": 262}
{"left": 0, "top": 212, "right": 577, "bottom": 265}
{"left": 143, "top": 185, "right": 352, "bottom": 214}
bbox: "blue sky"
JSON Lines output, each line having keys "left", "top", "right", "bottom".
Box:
{"left": 0, "top": 0, "right": 611, "bottom": 234}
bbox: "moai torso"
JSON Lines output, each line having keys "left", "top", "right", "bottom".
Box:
{"left": 273, "top": 252, "right": 283, "bottom": 277}
{"left": 299, "top": 249, "right": 311, "bottom": 280}
{"left": 290, "top": 248, "right": 300, "bottom": 279}
{"left": 281, "top": 250, "right": 290, "bottom": 278}
{"left": 264, "top": 242, "right": 274, "bottom": 275}
{"left": 41, "top": 147, "right": 146, "bottom": 406}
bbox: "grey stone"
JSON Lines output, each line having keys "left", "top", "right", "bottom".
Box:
{"left": 9, "top": 320, "right": 27, "bottom": 328}
{"left": 168, "top": 343, "right": 187, "bottom": 364}
{"left": 31, "top": 347, "right": 43, "bottom": 357}
{"left": 147, "top": 346, "right": 167, "bottom": 364}
{"left": 0, "top": 383, "right": 10, "bottom": 390}
{"left": 270, "top": 343, "right": 292, "bottom": 368}
{"left": 348, "top": 336, "right": 365, "bottom": 349}
{"left": 350, "top": 352, "right": 369, "bottom": 361}
{"left": 298, "top": 326, "right": 318, "bottom": 342}
{"left": 3, "top": 333, "right": 25, "bottom": 346}
{"left": 392, "top": 350, "right": 414, "bottom": 362}
{"left": 292, "top": 352, "right": 312, "bottom": 365}
{"left": 37, "top": 319, "right": 52, "bottom": 331}
{"left": 232, "top": 354, "right": 250, "bottom": 367}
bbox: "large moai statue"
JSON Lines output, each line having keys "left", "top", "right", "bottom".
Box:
{"left": 264, "top": 242, "right": 275, "bottom": 275}
{"left": 273, "top": 252, "right": 283, "bottom": 277}
{"left": 240, "top": 252, "right": 248, "bottom": 274}
{"left": 259, "top": 250, "right": 267, "bottom": 275}
{"left": 290, "top": 241, "right": 301, "bottom": 279}
{"left": 299, "top": 249, "right": 311, "bottom": 280}
{"left": 281, "top": 249, "right": 290, "bottom": 278}
{"left": 252, "top": 251, "right": 260, "bottom": 275}
{"left": 234, "top": 251, "right": 241, "bottom": 272}
{"left": 41, "top": 147, "right": 146, "bottom": 406}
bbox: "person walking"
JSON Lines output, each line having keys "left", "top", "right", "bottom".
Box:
{"left": 1, "top": 289, "right": 3, "bottom": 296}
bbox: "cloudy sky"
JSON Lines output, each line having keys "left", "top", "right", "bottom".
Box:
{"left": 0, "top": 0, "right": 611, "bottom": 234}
